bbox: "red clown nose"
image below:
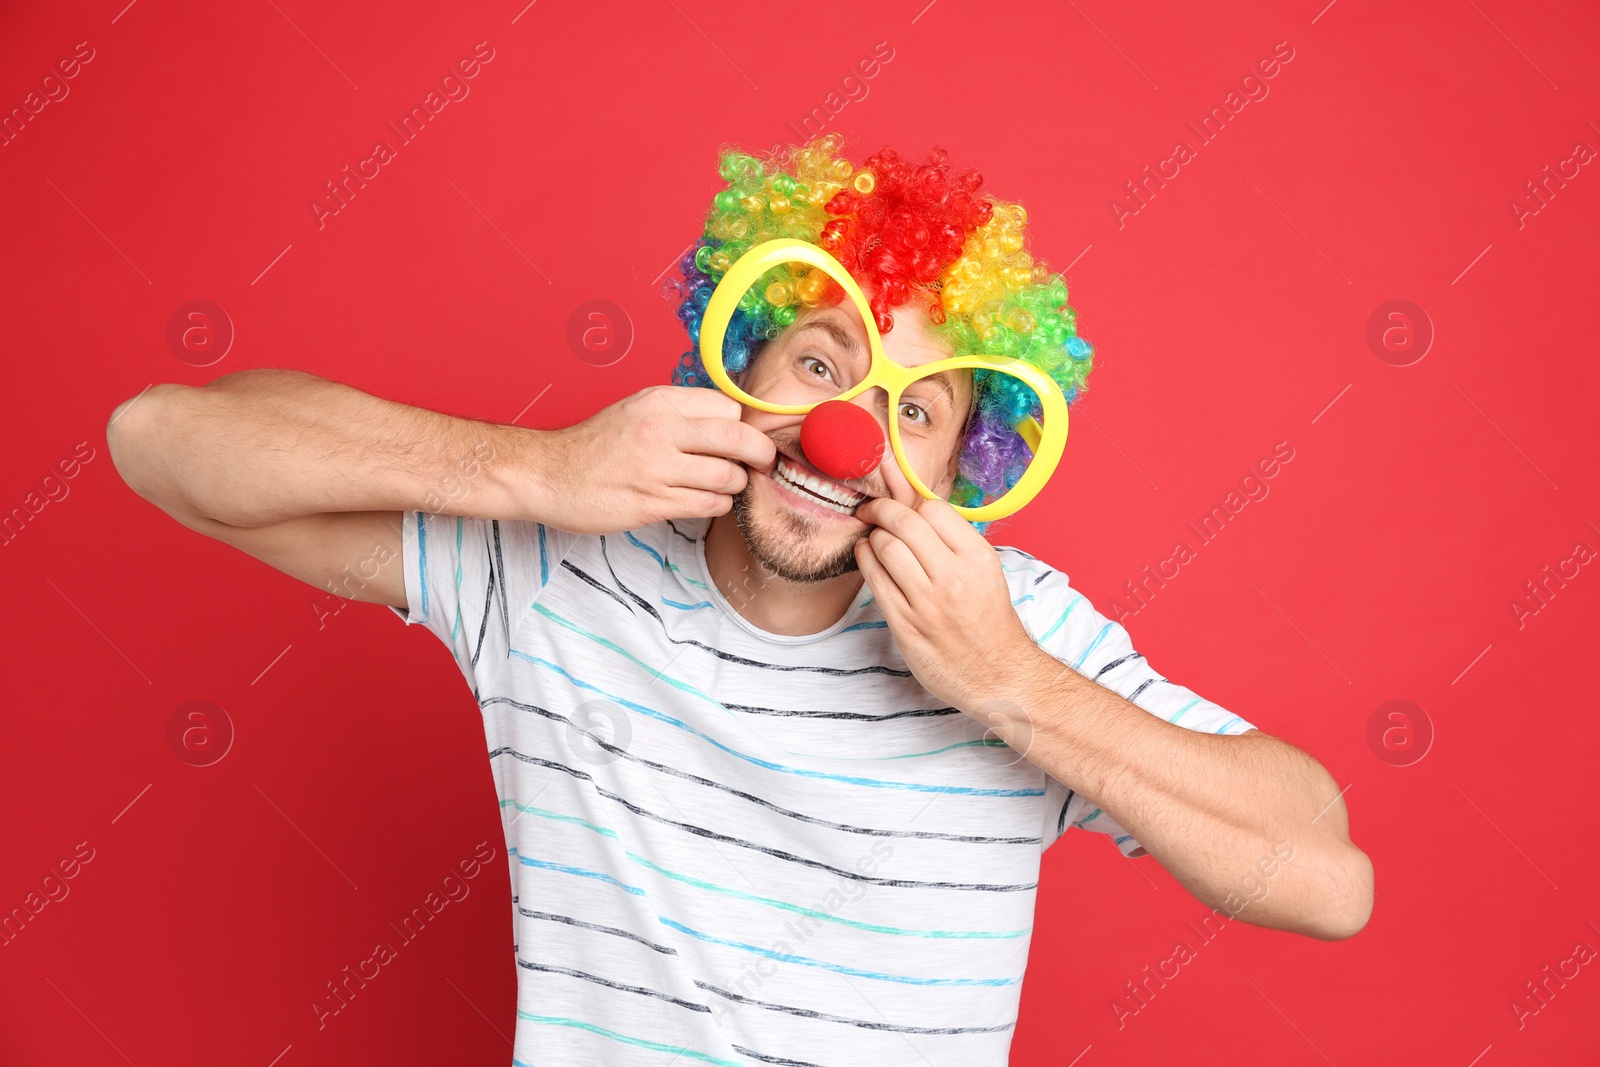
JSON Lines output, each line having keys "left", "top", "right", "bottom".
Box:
{"left": 799, "top": 400, "right": 885, "bottom": 482}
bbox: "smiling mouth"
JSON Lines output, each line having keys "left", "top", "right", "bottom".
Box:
{"left": 769, "top": 453, "right": 871, "bottom": 517}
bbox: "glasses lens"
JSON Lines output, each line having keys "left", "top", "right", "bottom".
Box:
{"left": 728, "top": 261, "right": 870, "bottom": 410}
{"left": 893, "top": 364, "right": 982, "bottom": 492}
{"left": 949, "top": 366, "right": 1048, "bottom": 510}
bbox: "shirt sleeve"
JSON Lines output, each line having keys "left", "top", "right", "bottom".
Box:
{"left": 390, "top": 509, "right": 579, "bottom": 698}
{"left": 1007, "top": 552, "right": 1257, "bottom": 857}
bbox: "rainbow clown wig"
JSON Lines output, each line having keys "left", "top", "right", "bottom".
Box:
{"left": 663, "top": 135, "right": 1095, "bottom": 535}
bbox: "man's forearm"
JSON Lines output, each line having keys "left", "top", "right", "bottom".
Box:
{"left": 108, "top": 368, "right": 546, "bottom": 528}
{"left": 969, "top": 641, "right": 1374, "bottom": 940}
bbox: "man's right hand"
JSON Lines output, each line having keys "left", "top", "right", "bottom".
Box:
{"left": 528, "top": 385, "right": 776, "bottom": 536}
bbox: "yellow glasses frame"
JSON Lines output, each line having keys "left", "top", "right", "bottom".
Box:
{"left": 698, "top": 238, "right": 1069, "bottom": 522}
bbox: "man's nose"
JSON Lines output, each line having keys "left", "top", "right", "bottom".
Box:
{"left": 800, "top": 399, "right": 885, "bottom": 482}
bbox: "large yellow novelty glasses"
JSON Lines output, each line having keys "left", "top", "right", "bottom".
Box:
{"left": 698, "top": 238, "right": 1069, "bottom": 523}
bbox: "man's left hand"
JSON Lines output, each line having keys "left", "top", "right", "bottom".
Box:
{"left": 853, "top": 495, "right": 1036, "bottom": 714}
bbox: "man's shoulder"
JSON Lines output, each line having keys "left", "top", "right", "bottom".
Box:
{"left": 992, "top": 542, "right": 1072, "bottom": 590}
{"left": 518, "top": 516, "right": 710, "bottom": 584}
{"left": 602, "top": 516, "right": 708, "bottom": 557}
{"left": 991, "top": 542, "right": 1095, "bottom": 642}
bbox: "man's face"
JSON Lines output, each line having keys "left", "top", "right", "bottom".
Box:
{"left": 729, "top": 296, "right": 974, "bottom": 583}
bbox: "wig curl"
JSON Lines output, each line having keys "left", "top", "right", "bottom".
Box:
{"left": 664, "top": 134, "right": 1095, "bottom": 534}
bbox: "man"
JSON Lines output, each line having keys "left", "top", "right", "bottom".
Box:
{"left": 107, "top": 139, "right": 1371, "bottom": 1064}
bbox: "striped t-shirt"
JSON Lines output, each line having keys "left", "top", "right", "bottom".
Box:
{"left": 391, "top": 510, "right": 1255, "bottom": 1066}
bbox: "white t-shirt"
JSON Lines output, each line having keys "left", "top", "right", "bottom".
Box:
{"left": 391, "top": 511, "right": 1255, "bottom": 1065}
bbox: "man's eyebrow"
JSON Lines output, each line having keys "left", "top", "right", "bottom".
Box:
{"left": 788, "top": 319, "right": 865, "bottom": 360}
{"left": 908, "top": 368, "right": 971, "bottom": 409}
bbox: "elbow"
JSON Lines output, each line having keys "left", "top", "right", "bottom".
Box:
{"left": 107, "top": 384, "right": 189, "bottom": 511}
{"left": 1308, "top": 843, "right": 1374, "bottom": 941}
{"left": 106, "top": 388, "right": 155, "bottom": 493}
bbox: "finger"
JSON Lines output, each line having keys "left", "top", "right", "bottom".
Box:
{"left": 854, "top": 537, "right": 910, "bottom": 619}
{"left": 859, "top": 496, "right": 955, "bottom": 571}
{"left": 914, "top": 496, "right": 984, "bottom": 555}
{"left": 676, "top": 417, "right": 776, "bottom": 471}
{"left": 867, "top": 526, "right": 933, "bottom": 603}
{"left": 649, "top": 386, "right": 750, "bottom": 465}
{"left": 669, "top": 453, "right": 750, "bottom": 496}
{"left": 655, "top": 384, "right": 744, "bottom": 420}
{"left": 662, "top": 485, "right": 734, "bottom": 519}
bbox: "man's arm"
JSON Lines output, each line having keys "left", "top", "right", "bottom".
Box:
{"left": 846, "top": 493, "right": 1373, "bottom": 942}
{"left": 105, "top": 368, "right": 548, "bottom": 608}
{"left": 106, "top": 369, "right": 775, "bottom": 608}
{"left": 978, "top": 643, "right": 1374, "bottom": 940}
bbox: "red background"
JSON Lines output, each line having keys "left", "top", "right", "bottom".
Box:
{"left": 2, "top": 0, "right": 1597, "bottom": 1063}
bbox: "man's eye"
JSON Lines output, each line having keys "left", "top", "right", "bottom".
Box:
{"left": 801, "top": 356, "right": 834, "bottom": 381}
{"left": 899, "top": 401, "right": 928, "bottom": 424}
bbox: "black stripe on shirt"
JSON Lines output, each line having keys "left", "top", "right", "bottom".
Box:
{"left": 720, "top": 702, "right": 962, "bottom": 722}
{"left": 560, "top": 558, "right": 637, "bottom": 617}
{"left": 491, "top": 520, "right": 511, "bottom": 642}
{"left": 1126, "top": 677, "right": 1163, "bottom": 704}
{"left": 1093, "top": 651, "right": 1144, "bottom": 679}
{"left": 515, "top": 956, "right": 710, "bottom": 1014}
{"left": 732, "top": 1045, "right": 831, "bottom": 1067}
{"left": 665, "top": 519, "right": 700, "bottom": 545}
{"left": 472, "top": 542, "right": 496, "bottom": 672}
{"left": 1056, "top": 790, "right": 1075, "bottom": 837}
{"left": 517, "top": 905, "right": 679, "bottom": 955}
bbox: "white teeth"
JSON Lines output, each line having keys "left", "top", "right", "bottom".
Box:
{"left": 774, "top": 456, "right": 866, "bottom": 513}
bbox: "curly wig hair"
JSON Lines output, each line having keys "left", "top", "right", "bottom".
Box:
{"left": 662, "top": 134, "right": 1094, "bottom": 535}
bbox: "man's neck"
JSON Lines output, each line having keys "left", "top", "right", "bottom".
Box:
{"left": 703, "top": 514, "right": 865, "bottom": 637}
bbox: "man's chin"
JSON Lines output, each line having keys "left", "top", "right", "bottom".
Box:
{"left": 730, "top": 484, "right": 862, "bottom": 584}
